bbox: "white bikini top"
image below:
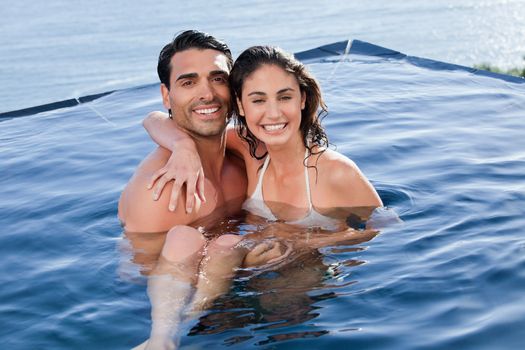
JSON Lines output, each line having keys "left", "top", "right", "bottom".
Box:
{"left": 242, "top": 151, "right": 340, "bottom": 230}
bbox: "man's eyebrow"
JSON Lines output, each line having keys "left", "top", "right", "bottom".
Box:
{"left": 175, "top": 72, "right": 198, "bottom": 81}
{"left": 176, "top": 70, "right": 228, "bottom": 82}
{"left": 210, "top": 70, "right": 229, "bottom": 76}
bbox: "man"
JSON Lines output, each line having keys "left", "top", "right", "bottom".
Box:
{"left": 120, "top": 30, "right": 283, "bottom": 350}
{"left": 118, "top": 30, "right": 247, "bottom": 233}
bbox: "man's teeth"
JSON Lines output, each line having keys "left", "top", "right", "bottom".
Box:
{"left": 263, "top": 123, "right": 286, "bottom": 131}
{"left": 196, "top": 107, "right": 219, "bottom": 115}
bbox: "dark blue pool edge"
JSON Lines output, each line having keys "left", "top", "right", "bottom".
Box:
{"left": 1, "top": 39, "right": 523, "bottom": 120}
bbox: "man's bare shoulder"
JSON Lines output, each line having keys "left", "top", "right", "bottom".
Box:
{"left": 118, "top": 147, "right": 193, "bottom": 233}
{"left": 221, "top": 151, "right": 248, "bottom": 203}
{"left": 121, "top": 147, "right": 171, "bottom": 198}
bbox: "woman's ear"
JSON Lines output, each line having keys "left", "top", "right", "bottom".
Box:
{"left": 160, "top": 83, "right": 171, "bottom": 110}
{"left": 237, "top": 97, "right": 245, "bottom": 116}
{"left": 301, "top": 91, "right": 306, "bottom": 110}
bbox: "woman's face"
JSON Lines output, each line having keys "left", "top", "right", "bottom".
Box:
{"left": 238, "top": 64, "right": 305, "bottom": 148}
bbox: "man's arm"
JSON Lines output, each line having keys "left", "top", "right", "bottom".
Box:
{"left": 118, "top": 147, "right": 198, "bottom": 233}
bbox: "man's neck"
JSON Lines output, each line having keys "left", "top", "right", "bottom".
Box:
{"left": 192, "top": 133, "right": 226, "bottom": 183}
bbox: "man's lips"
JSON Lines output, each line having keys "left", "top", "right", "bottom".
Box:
{"left": 192, "top": 105, "right": 222, "bottom": 120}
{"left": 194, "top": 106, "right": 220, "bottom": 115}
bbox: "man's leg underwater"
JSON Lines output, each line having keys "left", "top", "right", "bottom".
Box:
{"left": 189, "top": 234, "right": 246, "bottom": 312}
{"left": 142, "top": 225, "right": 206, "bottom": 350}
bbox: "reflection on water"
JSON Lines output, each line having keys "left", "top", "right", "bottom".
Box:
{"left": 119, "top": 203, "right": 389, "bottom": 347}
{"left": 187, "top": 237, "right": 367, "bottom": 346}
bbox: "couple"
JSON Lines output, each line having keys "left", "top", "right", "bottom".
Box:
{"left": 118, "top": 30, "right": 382, "bottom": 349}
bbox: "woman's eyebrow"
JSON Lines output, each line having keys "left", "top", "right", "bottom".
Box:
{"left": 247, "top": 91, "right": 266, "bottom": 97}
{"left": 277, "top": 87, "right": 294, "bottom": 94}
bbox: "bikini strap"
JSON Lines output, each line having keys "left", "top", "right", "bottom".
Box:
{"left": 253, "top": 155, "right": 271, "bottom": 198}
{"left": 303, "top": 149, "right": 313, "bottom": 211}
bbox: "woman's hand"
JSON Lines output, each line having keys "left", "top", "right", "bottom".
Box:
{"left": 243, "top": 240, "right": 292, "bottom": 267}
{"left": 147, "top": 142, "right": 205, "bottom": 214}
{"left": 144, "top": 111, "right": 205, "bottom": 213}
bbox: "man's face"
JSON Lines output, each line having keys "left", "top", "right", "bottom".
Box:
{"left": 161, "top": 49, "right": 231, "bottom": 138}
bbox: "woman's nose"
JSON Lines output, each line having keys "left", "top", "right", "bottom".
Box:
{"left": 267, "top": 100, "right": 281, "bottom": 119}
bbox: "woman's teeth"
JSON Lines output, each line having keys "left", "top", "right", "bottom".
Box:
{"left": 263, "top": 123, "right": 286, "bottom": 131}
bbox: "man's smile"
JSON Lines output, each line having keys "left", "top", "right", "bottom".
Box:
{"left": 192, "top": 104, "right": 223, "bottom": 120}
{"left": 195, "top": 107, "right": 219, "bottom": 115}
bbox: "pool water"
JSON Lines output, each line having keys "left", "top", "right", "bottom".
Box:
{"left": 1, "top": 41, "right": 524, "bottom": 349}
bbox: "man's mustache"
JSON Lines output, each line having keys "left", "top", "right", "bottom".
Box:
{"left": 191, "top": 98, "right": 227, "bottom": 109}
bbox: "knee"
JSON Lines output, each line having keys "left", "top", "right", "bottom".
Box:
{"left": 162, "top": 225, "right": 206, "bottom": 261}
{"left": 206, "top": 234, "right": 243, "bottom": 255}
{"left": 212, "top": 234, "right": 243, "bottom": 249}
{"left": 165, "top": 225, "right": 206, "bottom": 245}
{"left": 204, "top": 234, "right": 246, "bottom": 270}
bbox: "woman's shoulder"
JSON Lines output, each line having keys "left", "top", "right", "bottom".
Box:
{"left": 311, "top": 148, "right": 382, "bottom": 207}
{"left": 313, "top": 148, "right": 360, "bottom": 180}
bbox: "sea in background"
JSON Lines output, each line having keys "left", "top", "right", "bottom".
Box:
{"left": 1, "top": 0, "right": 525, "bottom": 114}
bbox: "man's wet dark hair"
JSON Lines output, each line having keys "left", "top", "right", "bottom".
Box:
{"left": 157, "top": 30, "right": 233, "bottom": 90}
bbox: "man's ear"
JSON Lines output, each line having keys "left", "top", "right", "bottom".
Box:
{"left": 301, "top": 91, "right": 306, "bottom": 110}
{"left": 160, "top": 83, "right": 171, "bottom": 110}
{"left": 237, "top": 98, "right": 245, "bottom": 116}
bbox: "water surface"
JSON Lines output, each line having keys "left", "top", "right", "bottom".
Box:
{"left": 2, "top": 41, "right": 525, "bottom": 349}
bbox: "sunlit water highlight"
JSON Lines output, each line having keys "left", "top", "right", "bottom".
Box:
{"left": 1, "top": 0, "right": 525, "bottom": 113}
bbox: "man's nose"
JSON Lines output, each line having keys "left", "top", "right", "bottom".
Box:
{"left": 198, "top": 81, "right": 214, "bottom": 101}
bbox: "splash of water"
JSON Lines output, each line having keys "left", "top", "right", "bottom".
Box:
{"left": 327, "top": 39, "right": 353, "bottom": 81}
{"left": 74, "top": 97, "right": 116, "bottom": 126}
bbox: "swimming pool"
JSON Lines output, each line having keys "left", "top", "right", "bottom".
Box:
{"left": 1, "top": 40, "right": 524, "bottom": 349}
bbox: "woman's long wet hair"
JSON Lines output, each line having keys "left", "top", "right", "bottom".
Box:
{"left": 229, "top": 46, "right": 329, "bottom": 165}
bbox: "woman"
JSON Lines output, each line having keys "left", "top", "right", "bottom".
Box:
{"left": 145, "top": 45, "right": 382, "bottom": 226}
{"left": 138, "top": 46, "right": 382, "bottom": 350}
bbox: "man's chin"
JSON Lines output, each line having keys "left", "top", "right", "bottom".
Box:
{"left": 190, "top": 125, "right": 226, "bottom": 138}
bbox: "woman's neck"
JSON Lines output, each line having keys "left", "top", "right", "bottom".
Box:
{"left": 265, "top": 132, "right": 307, "bottom": 178}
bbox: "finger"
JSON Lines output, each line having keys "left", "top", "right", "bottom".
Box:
{"left": 168, "top": 180, "right": 183, "bottom": 212}
{"left": 251, "top": 242, "right": 269, "bottom": 256}
{"left": 185, "top": 192, "right": 195, "bottom": 214}
{"left": 147, "top": 168, "right": 167, "bottom": 189}
{"left": 263, "top": 244, "right": 282, "bottom": 260}
{"left": 152, "top": 176, "right": 170, "bottom": 201}
{"left": 266, "top": 242, "right": 292, "bottom": 264}
{"left": 185, "top": 178, "right": 197, "bottom": 213}
{"left": 197, "top": 169, "right": 206, "bottom": 203}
